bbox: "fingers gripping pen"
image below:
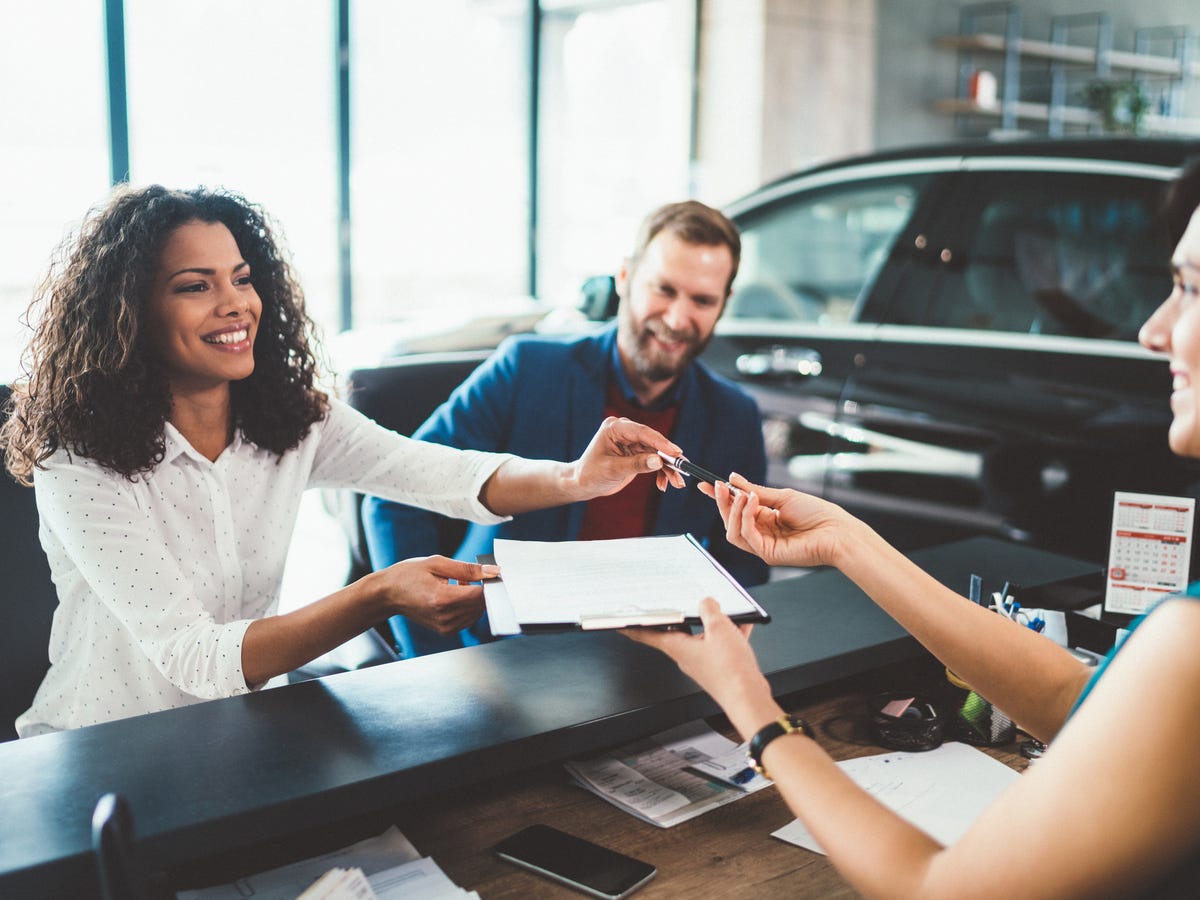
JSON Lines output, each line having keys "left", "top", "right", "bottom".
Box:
{"left": 656, "top": 451, "right": 740, "bottom": 492}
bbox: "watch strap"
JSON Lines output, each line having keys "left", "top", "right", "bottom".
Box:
{"left": 747, "top": 714, "right": 811, "bottom": 778}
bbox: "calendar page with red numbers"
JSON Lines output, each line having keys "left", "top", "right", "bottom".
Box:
{"left": 1104, "top": 492, "right": 1196, "bottom": 616}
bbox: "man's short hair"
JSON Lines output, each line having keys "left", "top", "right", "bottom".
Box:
{"left": 628, "top": 201, "right": 741, "bottom": 296}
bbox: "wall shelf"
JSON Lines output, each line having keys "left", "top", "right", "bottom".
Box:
{"left": 936, "top": 33, "right": 1200, "bottom": 79}
{"left": 936, "top": 3, "right": 1198, "bottom": 138}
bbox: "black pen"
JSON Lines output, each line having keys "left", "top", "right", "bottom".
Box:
{"left": 657, "top": 451, "right": 738, "bottom": 491}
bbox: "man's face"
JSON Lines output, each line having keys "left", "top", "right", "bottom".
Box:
{"left": 616, "top": 231, "right": 732, "bottom": 390}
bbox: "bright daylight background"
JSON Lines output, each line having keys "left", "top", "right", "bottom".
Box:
{"left": 0, "top": 0, "right": 694, "bottom": 610}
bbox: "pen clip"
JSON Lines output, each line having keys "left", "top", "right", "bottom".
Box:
{"left": 578, "top": 609, "right": 686, "bottom": 630}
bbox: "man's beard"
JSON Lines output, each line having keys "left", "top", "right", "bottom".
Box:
{"left": 619, "top": 307, "right": 711, "bottom": 384}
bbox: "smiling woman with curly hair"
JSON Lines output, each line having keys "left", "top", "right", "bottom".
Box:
{"left": 3, "top": 185, "right": 326, "bottom": 481}
{"left": 2, "top": 184, "right": 684, "bottom": 737}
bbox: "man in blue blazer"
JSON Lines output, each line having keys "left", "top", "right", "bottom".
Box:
{"left": 363, "top": 201, "right": 768, "bottom": 657}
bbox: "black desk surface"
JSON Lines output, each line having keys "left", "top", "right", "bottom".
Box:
{"left": 0, "top": 537, "right": 1095, "bottom": 897}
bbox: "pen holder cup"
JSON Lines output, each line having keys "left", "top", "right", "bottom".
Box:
{"left": 868, "top": 692, "right": 946, "bottom": 752}
{"left": 944, "top": 668, "right": 1017, "bottom": 747}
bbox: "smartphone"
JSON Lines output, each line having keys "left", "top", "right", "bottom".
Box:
{"left": 493, "top": 824, "right": 656, "bottom": 899}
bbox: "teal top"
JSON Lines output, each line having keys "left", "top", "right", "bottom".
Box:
{"left": 1069, "top": 581, "right": 1200, "bottom": 717}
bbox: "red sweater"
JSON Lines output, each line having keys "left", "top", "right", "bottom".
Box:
{"left": 578, "top": 380, "right": 679, "bottom": 541}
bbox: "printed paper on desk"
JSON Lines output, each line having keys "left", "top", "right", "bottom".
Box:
{"left": 176, "top": 827, "right": 476, "bottom": 900}
{"left": 565, "top": 720, "right": 772, "bottom": 828}
{"left": 487, "top": 534, "right": 764, "bottom": 632}
{"left": 772, "top": 743, "right": 1019, "bottom": 854}
{"left": 1105, "top": 492, "right": 1195, "bottom": 616}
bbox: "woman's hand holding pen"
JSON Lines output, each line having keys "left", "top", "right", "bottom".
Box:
{"left": 571, "top": 416, "right": 687, "bottom": 497}
{"left": 700, "top": 474, "right": 854, "bottom": 570}
{"left": 625, "top": 597, "right": 783, "bottom": 741}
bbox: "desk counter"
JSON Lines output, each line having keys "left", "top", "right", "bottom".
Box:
{"left": 395, "top": 662, "right": 1032, "bottom": 899}
{"left": 0, "top": 537, "right": 1094, "bottom": 897}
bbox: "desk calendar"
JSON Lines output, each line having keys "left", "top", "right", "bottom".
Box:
{"left": 1105, "top": 492, "right": 1195, "bottom": 616}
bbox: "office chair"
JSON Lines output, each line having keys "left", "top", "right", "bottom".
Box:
{"left": 92, "top": 792, "right": 161, "bottom": 900}
{"left": 337, "top": 349, "right": 491, "bottom": 586}
{"left": 0, "top": 385, "right": 59, "bottom": 742}
{"left": 294, "top": 350, "right": 489, "bottom": 673}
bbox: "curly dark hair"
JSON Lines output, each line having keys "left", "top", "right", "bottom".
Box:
{"left": 1, "top": 184, "right": 329, "bottom": 484}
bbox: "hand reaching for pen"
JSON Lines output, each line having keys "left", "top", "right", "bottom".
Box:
{"left": 699, "top": 474, "right": 855, "bottom": 570}
{"left": 374, "top": 556, "right": 496, "bottom": 634}
{"left": 572, "top": 416, "right": 687, "bottom": 497}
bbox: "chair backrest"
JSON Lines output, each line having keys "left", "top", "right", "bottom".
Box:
{"left": 92, "top": 792, "right": 157, "bottom": 900}
{"left": 337, "top": 349, "right": 492, "bottom": 583}
{"left": 0, "top": 385, "right": 58, "bottom": 742}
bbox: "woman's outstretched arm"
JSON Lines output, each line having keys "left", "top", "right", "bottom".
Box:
{"left": 708, "top": 476, "right": 1090, "bottom": 740}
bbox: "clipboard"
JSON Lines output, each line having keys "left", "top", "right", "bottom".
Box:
{"left": 480, "top": 533, "right": 770, "bottom": 635}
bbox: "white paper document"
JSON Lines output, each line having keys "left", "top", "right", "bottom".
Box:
{"left": 296, "top": 867, "right": 377, "bottom": 900}
{"left": 178, "top": 826, "right": 477, "bottom": 900}
{"left": 367, "top": 857, "right": 479, "bottom": 899}
{"left": 1105, "top": 492, "right": 1195, "bottom": 616}
{"left": 487, "top": 535, "right": 763, "bottom": 632}
{"left": 565, "top": 720, "right": 771, "bottom": 828}
{"left": 772, "top": 742, "right": 1019, "bottom": 853}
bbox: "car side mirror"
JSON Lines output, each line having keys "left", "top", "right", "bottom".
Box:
{"left": 578, "top": 274, "right": 620, "bottom": 321}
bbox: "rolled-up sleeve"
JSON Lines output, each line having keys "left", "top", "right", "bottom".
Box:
{"left": 309, "top": 399, "right": 514, "bottom": 524}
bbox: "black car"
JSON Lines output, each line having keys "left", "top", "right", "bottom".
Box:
{"left": 347, "top": 137, "right": 1200, "bottom": 570}
{"left": 701, "top": 137, "right": 1200, "bottom": 565}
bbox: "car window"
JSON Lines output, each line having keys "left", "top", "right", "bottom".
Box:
{"left": 729, "top": 176, "right": 930, "bottom": 325}
{"left": 916, "top": 172, "right": 1171, "bottom": 340}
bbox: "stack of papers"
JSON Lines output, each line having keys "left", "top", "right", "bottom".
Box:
{"left": 485, "top": 535, "right": 768, "bottom": 633}
{"left": 565, "top": 721, "right": 772, "bottom": 828}
{"left": 773, "top": 742, "right": 1020, "bottom": 853}
{"left": 177, "top": 827, "right": 478, "bottom": 900}
{"left": 296, "top": 867, "right": 376, "bottom": 900}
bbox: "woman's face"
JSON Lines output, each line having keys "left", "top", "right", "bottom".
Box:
{"left": 145, "top": 220, "right": 262, "bottom": 396}
{"left": 1139, "top": 206, "right": 1200, "bottom": 458}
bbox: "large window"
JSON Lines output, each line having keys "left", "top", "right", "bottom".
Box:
{"left": 124, "top": 0, "right": 339, "bottom": 342}
{"left": 0, "top": 3, "right": 109, "bottom": 382}
{"left": 538, "top": 0, "right": 695, "bottom": 304}
{"left": 350, "top": 1, "right": 530, "bottom": 331}
{"left": 0, "top": 1, "right": 699, "bottom": 380}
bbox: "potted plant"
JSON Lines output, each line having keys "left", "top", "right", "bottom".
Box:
{"left": 1082, "top": 79, "right": 1150, "bottom": 134}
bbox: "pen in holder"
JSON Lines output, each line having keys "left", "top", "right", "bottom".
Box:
{"left": 944, "top": 668, "right": 1016, "bottom": 746}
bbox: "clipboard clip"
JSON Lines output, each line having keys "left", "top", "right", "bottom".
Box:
{"left": 578, "top": 609, "right": 686, "bottom": 630}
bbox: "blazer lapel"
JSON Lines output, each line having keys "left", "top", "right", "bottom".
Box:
{"left": 565, "top": 332, "right": 612, "bottom": 538}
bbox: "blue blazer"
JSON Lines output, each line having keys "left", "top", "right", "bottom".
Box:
{"left": 363, "top": 323, "right": 769, "bottom": 656}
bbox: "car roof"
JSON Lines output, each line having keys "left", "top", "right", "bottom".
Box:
{"left": 748, "top": 137, "right": 1200, "bottom": 195}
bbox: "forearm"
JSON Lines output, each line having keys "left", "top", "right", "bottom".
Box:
{"left": 479, "top": 457, "right": 586, "bottom": 516}
{"left": 832, "top": 523, "right": 1090, "bottom": 741}
{"left": 241, "top": 574, "right": 388, "bottom": 686}
{"left": 725, "top": 676, "right": 948, "bottom": 899}
{"left": 762, "top": 733, "right": 947, "bottom": 899}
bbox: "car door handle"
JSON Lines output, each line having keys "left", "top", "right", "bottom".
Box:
{"left": 736, "top": 346, "right": 823, "bottom": 378}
